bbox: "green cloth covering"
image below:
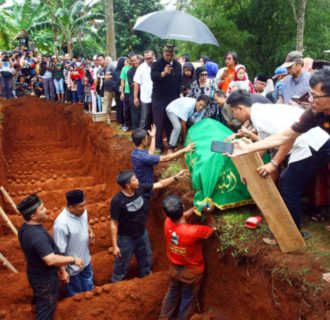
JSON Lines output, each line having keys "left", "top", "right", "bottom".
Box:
{"left": 185, "top": 118, "right": 255, "bottom": 214}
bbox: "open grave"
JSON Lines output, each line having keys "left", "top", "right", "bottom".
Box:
{"left": 0, "top": 97, "right": 329, "bottom": 320}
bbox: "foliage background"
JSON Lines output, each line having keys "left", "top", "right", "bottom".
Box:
{"left": 0, "top": 0, "right": 329, "bottom": 76}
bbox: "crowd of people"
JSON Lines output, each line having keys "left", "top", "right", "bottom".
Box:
{"left": 4, "top": 30, "right": 330, "bottom": 320}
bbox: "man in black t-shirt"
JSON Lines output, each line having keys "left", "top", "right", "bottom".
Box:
{"left": 17, "top": 195, "right": 83, "bottom": 319}
{"left": 110, "top": 169, "right": 188, "bottom": 282}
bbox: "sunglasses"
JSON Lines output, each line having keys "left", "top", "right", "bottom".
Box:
{"left": 200, "top": 73, "right": 208, "bottom": 77}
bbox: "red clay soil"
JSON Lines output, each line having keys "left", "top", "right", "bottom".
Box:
{"left": 0, "top": 97, "right": 329, "bottom": 320}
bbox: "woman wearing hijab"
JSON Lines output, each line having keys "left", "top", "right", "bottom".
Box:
{"left": 181, "top": 62, "right": 196, "bottom": 96}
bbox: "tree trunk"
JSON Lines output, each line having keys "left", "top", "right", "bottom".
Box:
{"left": 105, "top": 0, "right": 117, "bottom": 60}
{"left": 67, "top": 42, "right": 73, "bottom": 58}
{"left": 289, "top": 0, "right": 307, "bottom": 51}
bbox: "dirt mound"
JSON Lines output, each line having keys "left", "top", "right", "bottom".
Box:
{"left": 0, "top": 97, "right": 329, "bottom": 320}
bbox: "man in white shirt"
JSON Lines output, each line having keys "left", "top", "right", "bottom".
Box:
{"left": 226, "top": 90, "right": 329, "bottom": 238}
{"left": 133, "top": 50, "right": 155, "bottom": 130}
{"left": 166, "top": 95, "right": 210, "bottom": 151}
{"left": 53, "top": 189, "right": 95, "bottom": 297}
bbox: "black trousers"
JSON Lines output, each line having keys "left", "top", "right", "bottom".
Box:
{"left": 28, "top": 273, "right": 60, "bottom": 320}
{"left": 115, "top": 91, "right": 124, "bottom": 125}
{"left": 279, "top": 139, "right": 330, "bottom": 229}
{"left": 152, "top": 99, "right": 173, "bottom": 150}
{"left": 124, "top": 93, "right": 132, "bottom": 128}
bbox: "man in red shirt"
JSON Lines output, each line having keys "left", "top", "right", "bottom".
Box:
{"left": 159, "top": 195, "right": 214, "bottom": 320}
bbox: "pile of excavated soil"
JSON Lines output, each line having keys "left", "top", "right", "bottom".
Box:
{"left": 0, "top": 97, "right": 329, "bottom": 320}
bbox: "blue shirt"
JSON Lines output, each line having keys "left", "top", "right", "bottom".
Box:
{"left": 281, "top": 71, "right": 311, "bottom": 104}
{"left": 131, "top": 149, "right": 161, "bottom": 184}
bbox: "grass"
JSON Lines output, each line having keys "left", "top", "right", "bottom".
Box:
{"left": 160, "top": 158, "right": 186, "bottom": 179}
{"left": 212, "top": 207, "right": 267, "bottom": 257}
{"left": 303, "top": 219, "right": 330, "bottom": 271}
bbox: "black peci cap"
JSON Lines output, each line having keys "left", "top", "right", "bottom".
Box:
{"left": 66, "top": 189, "right": 85, "bottom": 206}
{"left": 17, "top": 194, "right": 42, "bottom": 219}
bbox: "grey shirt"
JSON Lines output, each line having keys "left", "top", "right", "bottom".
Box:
{"left": 53, "top": 208, "right": 91, "bottom": 276}
{"left": 281, "top": 71, "right": 311, "bottom": 104}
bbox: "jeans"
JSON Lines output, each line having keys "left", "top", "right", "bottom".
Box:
{"left": 65, "top": 263, "right": 94, "bottom": 297}
{"left": 53, "top": 78, "right": 64, "bottom": 94}
{"left": 111, "top": 230, "right": 152, "bottom": 282}
{"left": 139, "top": 102, "right": 152, "bottom": 130}
{"left": 41, "top": 77, "right": 55, "bottom": 100}
{"left": 167, "top": 111, "right": 182, "bottom": 147}
{"left": 76, "top": 78, "right": 84, "bottom": 102}
{"left": 0, "top": 76, "right": 13, "bottom": 98}
{"left": 71, "top": 91, "right": 78, "bottom": 103}
{"left": 159, "top": 265, "right": 202, "bottom": 320}
{"left": 279, "top": 139, "right": 330, "bottom": 229}
{"left": 28, "top": 273, "right": 59, "bottom": 320}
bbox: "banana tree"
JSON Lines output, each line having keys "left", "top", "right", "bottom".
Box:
{"left": 0, "top": 0, "right": 50, "bottom": 49}
{"left": 33, "top": 0, "right": 104, "bottom": 56}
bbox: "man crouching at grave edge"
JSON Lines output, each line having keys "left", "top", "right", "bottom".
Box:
{"left": 17, "top": 194, "right": 83, "bottom": 320}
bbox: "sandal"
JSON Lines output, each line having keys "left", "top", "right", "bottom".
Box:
{"left": 262, "top": 237, "right": 277, "bottom": 246}
{"left": 262, "top": 232, "right": 277, "bottom": 246}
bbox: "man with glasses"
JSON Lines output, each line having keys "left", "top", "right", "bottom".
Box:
{"left": 151, "top": 44, "right": 182, "bottom": 152}
{"left": 277, "top": 51, "right": 311, "bottom": 104}
{"left": 229, "top": 68, "right": 330, "bottom": 241}
{"left": 133, "top": 50, "right": 155, "bottom": 130}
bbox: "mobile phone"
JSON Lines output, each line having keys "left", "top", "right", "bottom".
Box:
{"left": 211, "top": 141, "right": 234, "bottom": 154}
{"left": 298, "top": 91, "right": 310, "bottom": 103}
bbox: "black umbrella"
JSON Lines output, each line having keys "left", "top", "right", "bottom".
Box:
{"left": 133, "top": 10, "right": 219, "bottom": 47}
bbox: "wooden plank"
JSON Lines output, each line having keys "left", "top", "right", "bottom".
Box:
{"left": 0, "top": 206, "right": 18, "bottom": 237}
{"left": 0, "top": 252, "right": 18, "bottom": 273}
{"left": 0, "top": 186, "right": 19, "bottom": 214}
{"left": 231, "top": 144, "right": 306, "bottom": 253}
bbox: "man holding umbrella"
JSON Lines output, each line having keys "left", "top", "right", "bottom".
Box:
{"left": 151, "top": 44, "right": 182, "bottom": 152}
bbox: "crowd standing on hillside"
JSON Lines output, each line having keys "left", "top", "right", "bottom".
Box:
{"left": 3, "top": 30, "right": 329, "bottom": 320}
